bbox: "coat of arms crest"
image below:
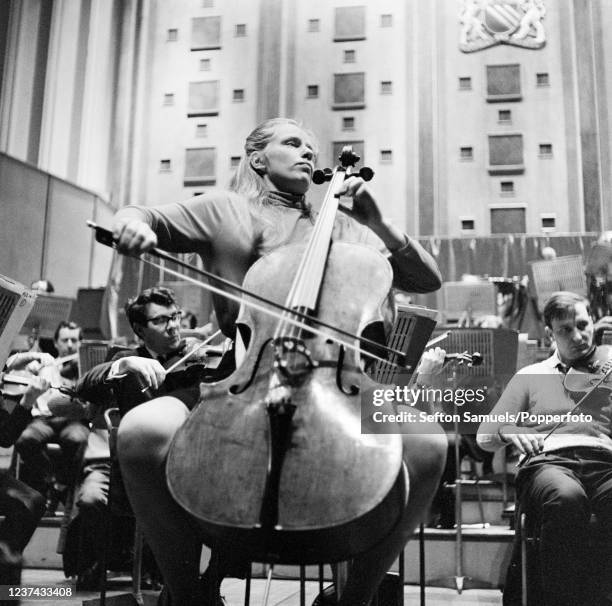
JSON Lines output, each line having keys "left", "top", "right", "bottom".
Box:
{"left": 459, "top": 0, "right": 546, "bottom": 52}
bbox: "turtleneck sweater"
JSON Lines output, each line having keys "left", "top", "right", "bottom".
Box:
{"left": 114, "top": 189, "right": 441, "bottom": 337}
{"left": 264, "top": 190, "right": 310, "bottom": 215}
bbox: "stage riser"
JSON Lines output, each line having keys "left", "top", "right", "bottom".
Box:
{"left": 259, "top": 533, "right": 513, "bottom": 589}
{"left": 461, "top": 500, "right": 507, "bottom": 525}
{"left": 24, "top": 525, "right": 514, "bottom": 590}
{"left": 23, "top": 525, "right": 63, "bottom": 569}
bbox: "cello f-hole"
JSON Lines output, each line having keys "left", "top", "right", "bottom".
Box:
{"left": 336, "top": 346, "right": 359, "bottom": 396}
{"left": 228, "top": 338, "right": 273, "bottom": 395}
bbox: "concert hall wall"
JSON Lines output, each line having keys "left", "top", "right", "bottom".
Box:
{"left": 0, "top": 152, "right": 114, "bottom": 296}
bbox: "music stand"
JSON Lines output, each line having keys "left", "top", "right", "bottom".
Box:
{"left": 528, "top": 255, "right": 586, "bottom": 313}
{"left": 438, "top": 282, "right": 497, "bottom": 326}
{"left": 20, "top": 293, "right": 75, "bottom": 340}
{"left": 77, "top": 340, "right": 111, "bottom": 375}
{"left": 429, "top": 327, "right": 518, "bottom": 593}
{"left": 585, "top": 242, "right": 612, "bottom": 318}
{"left": 71, "top": 287, "right": 107, "bottom": 340}
{"left": 370, "top": 303, "right": 438, "bottom": 385}
{"left": 0, "top": 274, "right": 37, "bottom": 368}
{"left": 585, "top": 242, "right": 612, "bottom": 277}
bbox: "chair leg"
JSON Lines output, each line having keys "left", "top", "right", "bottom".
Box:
{"left": 300, "top": 565, "right": 306, "bottom": 606}
{"left": 520, "top": 513, "right": 528, "bottom": 606}
{"left": 244, "top": 562, "right": 251, "bottom": 606}
{"left": 318, "top": 563, "right": 325, "bottom": 598}
{"left": 398, "top": 549, "right": 405, "bottom": 606}
{"left": 261, "top": 565, "right": 274, "bottom": 606}
{"left": 99, "top": 509, "right": 111, "bottom": 606}
{"left": 419, "top": 523, "right": 426, "bottom": 606}
{"left": 131, "top": 524, "right": 144, "bottom": 605}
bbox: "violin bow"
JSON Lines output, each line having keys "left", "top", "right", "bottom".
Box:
{"left": 165, "top": 330, "right": 223, "bottom": 373}
{"left": 87, "top": 221, "right": 412, "bottom": 371}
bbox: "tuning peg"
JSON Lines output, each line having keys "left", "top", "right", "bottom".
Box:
{"left": 312, "top": 168, "right": 333, "bottom": 184}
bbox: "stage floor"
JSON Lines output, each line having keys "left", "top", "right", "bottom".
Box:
{"left": 18, "top": 568, "right": 503, "bottom": 605}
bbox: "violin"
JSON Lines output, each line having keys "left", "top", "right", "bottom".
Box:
{"left": 563, "top": 344, "right": 612, "bottom": 394}
{"left": 0, "top": 370, "right": 75, "bottom": 399}
{"left": 0, "top": 353, "right": 79, "bottom": 398}
{"left": 163, "top": 147, "right": 406, "bottom": 564}
{"left": 0, "top": 370, "right": 40, "bottom": 398}
{"left": 130, "top": 332, "right": 229, "bottom": 407}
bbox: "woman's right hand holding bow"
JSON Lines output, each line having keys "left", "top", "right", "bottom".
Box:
{"left": 113, "top": 218, "right": 158, "bottom": 255}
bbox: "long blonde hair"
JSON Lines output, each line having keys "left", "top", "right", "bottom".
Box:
{"left": 229, "top": 118, "right": 318, "bottom": 205}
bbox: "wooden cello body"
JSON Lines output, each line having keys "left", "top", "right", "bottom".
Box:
{"left": 166, "top": 151, "right": 406, "bottom": 564}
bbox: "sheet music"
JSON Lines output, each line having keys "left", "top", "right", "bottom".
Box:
{"left": 0, "top": 274, "right": 37, "bottom": 368}
{"left": 371, "top": 304, "right": 438, "bottom": 385}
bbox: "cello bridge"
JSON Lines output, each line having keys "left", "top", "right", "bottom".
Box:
{"left": 273, "top": 337, "right": 316, "bottom": 380}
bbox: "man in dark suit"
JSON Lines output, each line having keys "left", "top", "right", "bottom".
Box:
{"left": 77, "top": 286, "right": 212, "bottom": 416}
{"left": 70, "top": 287, "right": 213, "bottom": 590}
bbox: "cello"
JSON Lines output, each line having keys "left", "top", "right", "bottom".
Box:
{"left": 165, "top": 148, "right": 407, "bottom": 564}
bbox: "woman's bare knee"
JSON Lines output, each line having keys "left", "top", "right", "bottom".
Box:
{"left": 117, "top": 396, "right": 189, "bottom": 466}
{"left": 401, "top": 423, "right": 447, "bottom": 482}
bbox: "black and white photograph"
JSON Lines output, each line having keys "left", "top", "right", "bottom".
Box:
{"left": 0, "top": 1, "right": 611, "bottom": 605}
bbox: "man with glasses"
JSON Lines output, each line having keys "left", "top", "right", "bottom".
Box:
{"left": 77, "top": 286, "right": 211, "bottom": 415}
{"left": 68, "top": 287, "right": 212, "bottom": 590}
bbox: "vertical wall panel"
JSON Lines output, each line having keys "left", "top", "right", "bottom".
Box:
{"left": 90, "top": 199, "right": 115, "bottom": 288}
{"left": 27, "top": 0, "right": 52, "bottom": 165}
{"left": 0, "top": 0, "right": 45, "bottom": 161}
{"left": 417, "top": 0, "right": 435, "bottom": 235}
{"left": 256, "top": 0, "right": 282, "bottom": 121}
{"left": 0, "top": 154, "right": 47, "bottom": 285}
{"left": 43, "top": 178, "right": 95, "bottom": 295}
{"left": 38, "top": 0, "right": 83, "bottom": 178}
{"left": 572, "top": 0, "right": 602, "bottom": 231}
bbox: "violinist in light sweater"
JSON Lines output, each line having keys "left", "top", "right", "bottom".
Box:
{"left": 477, "top": 291, "right": 612, "bottom": 606}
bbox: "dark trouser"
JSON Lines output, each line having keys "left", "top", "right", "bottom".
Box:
{"left": 73, "top": 461, "right": 112, "bottom": 573}
{"left": 65, "top": 461, "right": 161, "bottom": 582}
{"left": 503, "top": 447, "right": 612, "bottom": 606}
{"left": 15, "top": 417, "right": 89, "bottom": 494}
{"left": 0, "top": 471, "right": 45, "bottom": 590}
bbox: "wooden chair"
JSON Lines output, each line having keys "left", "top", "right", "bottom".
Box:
{"left": 519, "top": 510, "right": 603, "bottom": 606}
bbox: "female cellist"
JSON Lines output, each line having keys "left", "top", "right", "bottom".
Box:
{"left": 111, "top": 118, "right": 447, "bottom": 606}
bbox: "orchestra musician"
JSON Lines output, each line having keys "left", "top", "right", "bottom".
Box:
{"left": 109, "top": 118, "right": 447, "bottom": 606}
{"left": 70, "top": 286, "right": 211, "bottom": 589}
{"left": 0, "top": 353, "right": 50, "bottom": 603}
{"left": 14, "top": 321, "right": 89, "bottom": 513}
{"left": 477, "top": 292, "right": 612, "bottom": 606}
{"left": 76, "top": 287, "right": 212, "bottom": 416}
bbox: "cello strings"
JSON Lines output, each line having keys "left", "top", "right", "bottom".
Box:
{"left": 279, "top": 166, "right": 345, "bottom": 345}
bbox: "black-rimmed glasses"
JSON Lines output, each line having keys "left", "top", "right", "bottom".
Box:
{"left": 145, "top": 310, "right": 183, "bottom": 328}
